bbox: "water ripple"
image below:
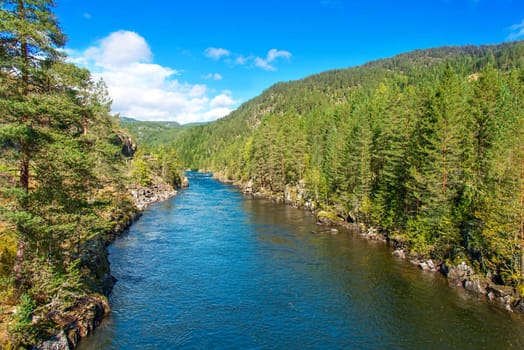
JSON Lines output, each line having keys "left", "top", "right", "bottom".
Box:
{"left": 79, "top": 173, "right": 524, "bottom": 350}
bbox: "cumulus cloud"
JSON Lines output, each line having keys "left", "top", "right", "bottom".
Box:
{"left": 203, "top": 73, "right": 223, "bottom": 81}
{"left": 85, "top": 30, "right": 152, "bottom": 67}
{"left": 204, "top": 47, "right": 231, "bottom": 60}
{"left": 254, "top": 49, "right": 292, "bottom": 71}
{"left": 69, "top": 31, "right": 237, "bottom": 123}
{"left": 507, "top": 19, "right": 524, "bottom": 41}
{"left": 210, "top": 93, "right": 235, "bottom": 108}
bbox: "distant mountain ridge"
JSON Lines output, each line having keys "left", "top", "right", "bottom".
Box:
{"left": 119, "top": 116, "right": 208, "bottom": 147}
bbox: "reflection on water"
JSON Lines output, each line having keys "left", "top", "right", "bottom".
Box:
{"left": 79, "top": 173, "right": 524, "bottom": 349}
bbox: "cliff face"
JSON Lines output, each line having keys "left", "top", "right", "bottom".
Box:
{"left": 112, "top": 133, "right": 137, "bottom": 158}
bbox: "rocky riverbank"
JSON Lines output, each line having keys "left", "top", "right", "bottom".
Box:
{"left": 317, "top": 213, "right": 524, "bottom": 313}
{"left": 389, "top": 246, "right": 524, "bottom": 313}
{"left": 34, "top": 175, "right": 186, "bottom": 350}
{"left": 211, "top": 172, "right": 524, "bottom": 315}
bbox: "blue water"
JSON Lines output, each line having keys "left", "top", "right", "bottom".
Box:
{"left": 79, "top": 173, "right": 524, "bottom": 349}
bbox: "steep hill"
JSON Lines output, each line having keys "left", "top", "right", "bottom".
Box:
{"left": 172, "top": 41, "right": 524, "bottom": 288}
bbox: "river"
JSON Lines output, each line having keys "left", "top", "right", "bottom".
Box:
{"left": 79, "top": 172, "right": 524, "bottom": 349}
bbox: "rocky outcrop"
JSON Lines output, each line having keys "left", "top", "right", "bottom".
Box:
{"left": 439, "top": 262, "right": 518, "bottom": 311}
{"left": 316, "top": 210, "right": 345, "bottom": 226}
{"left": 37, "top": 330, "right": 69, "bottom": 350}
{"left": 112, "top": 133, "right": 136, "bottom": 158}
{"left": 78, "top": 238, "right": 121, "bottom": 296}
{"left": 37, "top": 295, "right": 110, "bottom": 350}
{"left": 129, "top": 175, "right": 178, "bottom": 211}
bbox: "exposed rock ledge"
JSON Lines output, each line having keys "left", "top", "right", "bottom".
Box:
{"left": 387, "top": 238, "right": 522, "bottom": 312}
{"left": 129, "top": 175, "right": 179, "bottom": 211}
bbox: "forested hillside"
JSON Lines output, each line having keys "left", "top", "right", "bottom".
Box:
{"left": 0, "top": 1, "right": 166, "bottom": 347}
{"left": 173, "top": 41, "right": 524, "bottom": 287}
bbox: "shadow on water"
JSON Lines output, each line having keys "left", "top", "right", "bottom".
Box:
{"left": 79, "top": 173, "right": 524, "bottom": 349}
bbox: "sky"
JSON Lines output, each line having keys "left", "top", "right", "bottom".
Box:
{"left": 55, "top": 0, "right": 524, "bottom": 124}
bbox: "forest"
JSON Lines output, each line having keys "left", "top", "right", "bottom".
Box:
{"left": 2, "top": 0, "right": 524, "bottom": 347}
{"left": 172, "top": 41, "right": 524, "bottom": 289}
{"left": 0, "top": 1, "right": 182, "bottom": 347}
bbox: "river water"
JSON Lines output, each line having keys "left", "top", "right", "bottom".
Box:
{"left": 79, "top": 172, "right": 524, "bottom": 349}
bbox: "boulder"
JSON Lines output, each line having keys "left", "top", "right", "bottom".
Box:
{"left": 392, "top": 249, "right": 406, "bottom": 259}
{"left": 487, "top": 285, "right": 514, "bottom": 298}
{"left": 316, "top": 210, "right": 343, "bottom": 226}
{"left": 419, "top": 262, "right": 430, "bottom": 271}
{"left": 444, "top": 261, "right": 474, "bottom": 286}
{"left": 36, "top": 330, "right": 70, "bottom": 350}
{"left": 463, "top": 277, "right": 489, "bottom": 295}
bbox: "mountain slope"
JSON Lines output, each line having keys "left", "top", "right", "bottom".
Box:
{"left": 172, "top": 41, "right": 524, "bottom": 287}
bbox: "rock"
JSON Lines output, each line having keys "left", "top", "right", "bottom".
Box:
{"left": 102, "top": 273, "right": 117, "bottom": 296}
{"left": 316, "top": 210, "right": 343, "bottom": 226}
{"left": 487, "top": 285, "right": 514, "bottom": 298}
{"left": 512, "top": 298, "right": 524, "bottom": 313}
{"left": 330, "top": 228, "right": 339, "bottom": 234}
{"left": 360, "top": 227, "right": 387, "bottom": 242}
{"left": 36, "top": 330, "right": 70, "bottom": 350}
{"left": 181, "top": 176, "right": 189, "bottom": 189}
{"left": 463, "top": 277, "right": 489, "bottom": 295}
{"left": 243, "top": 180, "right": 254, "bottom": 194}
{"left": 78, "top": 239, "right": 111, "bottom": 294}
{"left": 392, "top": 249, "right": 406, "bottom": 259}
{"left": 112, "top": 133, "right": 136, "bottom": 158}
{"left": 445, "top": 261, "right": 474, "bottom": 286}
{"left": 427, "top": 259, "right": 436, "bottom": 271}
{"left": 129, "top": 175, "right": 178, "bottom": 211}
{"left": 419, "top": 262, "right": 430, "bottom": 271}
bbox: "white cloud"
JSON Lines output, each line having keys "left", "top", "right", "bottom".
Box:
{"left": 204, "top": 107, "right": 233, "bottom": 121}
{"left": 210, "top": 92, "right": 235, "bottom": 108}
{"left": 254, "top": 49, "right": 292, "bottom": 71}
{"left": 204, "top": 47, "right": 230, "bottom": 60}
{"left": 69, "top": 30, "right": 237, "bottom": 123}
{"left": 507, "top": 19, "right": 524, "bottom": 41}
{"left": 254, "top": 57, "right": 276, "bottom": 71}
{"left": 203, "top": 73, "right": 223, "bottom": 81}
{"left": 204, "top": 47, "right": 291, "bottom": 71}
{"left": 267, "top": 49, "right": 292, "bottom": 62}
{"left": 236, "top": 55, "right": 249, "bottom": 65}
{"left": 85, "top": 30, "right": 152, "bottom": 67}
{"left": 83, "top": 12, "right": 92, "bottom": 20}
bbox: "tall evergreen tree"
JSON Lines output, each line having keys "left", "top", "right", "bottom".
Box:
{"left": 1, "top": 0, "right": 69, "bottom": 290}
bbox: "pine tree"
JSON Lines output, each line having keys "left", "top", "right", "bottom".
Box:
{"left": 420, "top": 64, "right": 470, "bottom": 258}
{"left": 1, "top": 0, "right": 69, "bottom": 290}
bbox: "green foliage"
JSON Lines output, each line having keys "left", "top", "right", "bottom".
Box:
{"left": 7, "top": 293, "right": 37, "bottom": 346}
{"left": 0, "top": 1, "right": 138, "bottom": 346}
{"left": 171, "top": 41, "right": 524, "bottom": 286}
{"left": 131, "top": 157, "right": 152, "bottom": 187}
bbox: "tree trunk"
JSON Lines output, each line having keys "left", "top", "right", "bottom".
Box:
{"left": 19, "top": 149, "right": 29, "bottom": 190}
{"left": 13, "top": 238, "right": 27, "bottom": 293}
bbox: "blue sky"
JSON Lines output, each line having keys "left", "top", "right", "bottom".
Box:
{"left": 55, "top": 0, "right": 524, "bottom": 123}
